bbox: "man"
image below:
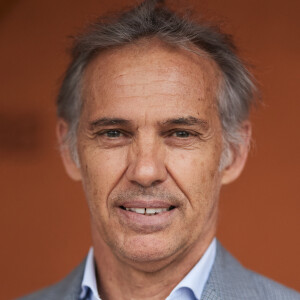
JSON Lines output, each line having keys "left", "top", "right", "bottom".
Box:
{"left": 20, "top": 0, "right": 300, "bottom": 299}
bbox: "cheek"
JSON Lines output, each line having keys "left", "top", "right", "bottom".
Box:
{"left": 166, "top": 146, "right": 222, "bottom": 201}
{"left": 79, "top": 146, "right": 128, "bottom": 209}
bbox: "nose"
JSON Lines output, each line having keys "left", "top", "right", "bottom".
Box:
{"left": 125, "top": 136, "right": 167, "bottom": 187}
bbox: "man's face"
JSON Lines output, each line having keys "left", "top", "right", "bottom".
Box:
{"left": 71, "top": 40, "right": 226, "bottom": 267}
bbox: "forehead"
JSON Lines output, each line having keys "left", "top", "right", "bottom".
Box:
{"left": 82, "top": 39, "right": 221, "bottom": 119}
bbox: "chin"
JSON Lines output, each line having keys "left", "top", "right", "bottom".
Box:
{"left": 114, "top": 235, "right": 181, "bottom": 268}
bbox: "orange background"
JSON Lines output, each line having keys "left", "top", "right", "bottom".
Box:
{"left": 0, "top": 0, "right": 299, "bottom": 299}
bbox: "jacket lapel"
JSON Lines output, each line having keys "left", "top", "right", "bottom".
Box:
{"left": 201, "top": 240, "right": 260, "bottom": 300}
{"left": 53, "top": 259, "right": 86, "bottom": 300}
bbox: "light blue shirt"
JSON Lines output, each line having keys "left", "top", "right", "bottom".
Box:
{"left": 79, "top": 238, "right": 216, "bottom": 300}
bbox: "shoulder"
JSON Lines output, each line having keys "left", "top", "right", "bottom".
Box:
{"left": 17, "top": 259, "right": 86, "bottom": 300}
{"left": 202, "top": 241, "right": 300, "bottom": 300}
{"left": 247, "top": 270, "right": 300, "bottom": 300}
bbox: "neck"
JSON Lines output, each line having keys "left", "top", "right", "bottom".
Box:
{"left": 91, "top": 228, "right": 215, "bottom": 300}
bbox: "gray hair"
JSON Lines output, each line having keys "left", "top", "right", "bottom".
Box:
{"left": 57, "top": 0, "right": 256, "bottom": 167}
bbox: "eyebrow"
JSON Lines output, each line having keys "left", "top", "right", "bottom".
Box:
{"left": 89, "top": 118, "right": 132, "bottom": 129}
{"left": 161, "top": 116, "right": 209, "bottom": 131}
{"left": 89, "top": 116, "right": 209, "bottom": 131}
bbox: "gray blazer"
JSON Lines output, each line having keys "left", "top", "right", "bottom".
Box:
{"left": 19, "top": 241, "right": 300, "bottom": 300}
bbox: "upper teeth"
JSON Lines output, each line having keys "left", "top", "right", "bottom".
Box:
{"left": 125, "top": 208, "right": 168, "bottom": 215}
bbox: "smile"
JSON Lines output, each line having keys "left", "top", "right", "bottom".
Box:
{"left": 117, "top": 203, "right": 177, "bottom": 233}
{"left": 120, "top": 206, "right": 175, "bottom": 216}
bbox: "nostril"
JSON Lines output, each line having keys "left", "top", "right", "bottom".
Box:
{"left": 151, "top": 180, "right": 163, "bottom": 186}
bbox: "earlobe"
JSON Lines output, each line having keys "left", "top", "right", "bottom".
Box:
{"left": 221, "top": 121, "right": 251, "bottom": 185}
{"left": 56, "top": 119, "right": 82, "bottom": 181}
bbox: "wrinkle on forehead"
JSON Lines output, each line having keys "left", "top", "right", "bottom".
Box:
{"left": 82, "top": 38, "right": 222, "bottom": 114}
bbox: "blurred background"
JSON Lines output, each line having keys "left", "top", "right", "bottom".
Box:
{"left": 0, "top": 0, "right": 299, "bottom": 298}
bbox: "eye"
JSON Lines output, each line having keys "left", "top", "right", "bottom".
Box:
{"left": 102, "top": 130, "right": 123, "bottom": 138}
{"left": 172, "top": 131, "right": 192, "bottom": 138}
{"left": 93, "top": 129, "right": 131, "bottom": 148}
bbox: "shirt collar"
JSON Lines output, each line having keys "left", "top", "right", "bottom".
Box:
{"left": 166, "top": 238, "right": 216, "bottom": 300}
{"left": 80, "top": 238, "right": 216, "bottom": 300}
{"left": 79, "top": 248, "right": 100, "bottom": 300}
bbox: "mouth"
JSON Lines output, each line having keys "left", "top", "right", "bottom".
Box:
{"left": 116, "top": 201, "right": 178, "bottom": 233}
{"left": 119, "top": 205, "right": 176, "bottom": 216}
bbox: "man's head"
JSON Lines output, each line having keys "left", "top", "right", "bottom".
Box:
{"left": 57, "top": 0, "right": 255, "bottom": 270}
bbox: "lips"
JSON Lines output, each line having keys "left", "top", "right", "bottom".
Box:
{"left": 115, "top": 200, "right": 178, "bottom": 233}
{"left": 120, "top": 206, "right": 175, "bottom": 216}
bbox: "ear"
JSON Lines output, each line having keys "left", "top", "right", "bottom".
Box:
{"left": 56, "top": 119, "right": 82, "bottom": 181}
{"left": 221, "top": 121, "right": 251, "bottom": 185}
